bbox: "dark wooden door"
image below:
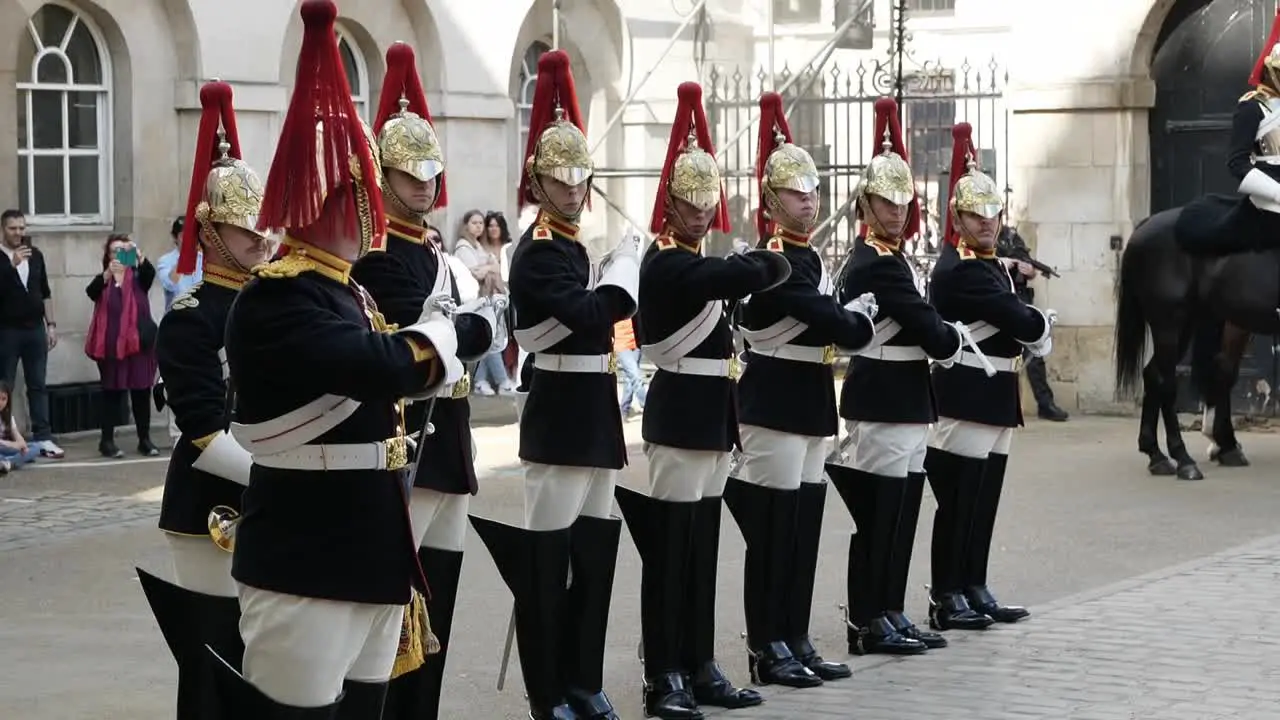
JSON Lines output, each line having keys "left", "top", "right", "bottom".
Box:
{"left": 1150, "top": 0, "right": 1280, "bottom": 414}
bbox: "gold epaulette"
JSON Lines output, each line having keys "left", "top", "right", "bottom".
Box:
{"left": 865, "top": 237, "right": 894, "bottom": 257}
{"left": 656, "top": 235, "right": 677, "bottom": 251}
{"left": 532, "top": 225, "right": 553, "bottom": 242}
{"left": 765, "top": 236, "right": 785, "bottom": 253}
{"left": 170, "top": 283, "right": 202, "bottom": 310}
{"left": 252, "top": 253, "right": 319, "bottom": 279}
{"left": 1242, "top": 86, "right": 1276, "bottom": 103}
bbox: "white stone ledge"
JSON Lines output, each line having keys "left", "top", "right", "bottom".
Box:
{"left": 426, "top": 92, "right": 515, "bottom": 121}
{"left": 172, "top": 80, "right": 288, "bottom": 113}
{"left": 1009, "top": 78, "right": 1156, "bottom": 113}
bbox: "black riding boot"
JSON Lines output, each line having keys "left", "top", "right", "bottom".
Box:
{"left": 336, "top": 679, "right": 387, "bottom": 720}
{"left": 788, "top": 482, "right": 851, "bottom": 679}
{"left": 722, "top": 477, "right": 821, "bottom": 688}
{"left": 615, "top": 487, "right": 702, "bottom": 720}
{"left": 468, "top": 517, "right": 580, "bottom": 720}
{"left": 683, "top": 495, "right": 762, "bottom": 710}
{"left": 964, "top": 453, "right": 1030, "bottom": 623}
{"left": 885, "top": 472, "right": 946, "bottom": 649}
{"left": 132, "top": 388, "right": 159, "bottom": 456}
{"left": 828, "top": 465, "right": 926, "bottom": 656}
{"left": 924, "top": 449, "right": 994, "bottom": 632}
{"left": 383, "top": 548, "right": 464, "bottom": 720}
{"left": 205, "top": 646, "right": 341, "bottom": 719}
{"left": 136, "top": 567, "right": 244, "bottom": 720}
{"left": 99, "top": 389, "right": 124, "bottom": 458}
{"left": 562, "top": 515, "right": 622, "bottom": 720}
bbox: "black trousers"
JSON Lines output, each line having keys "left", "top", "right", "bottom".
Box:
{"left": 101, "top": 388, "right": 152, "bottom": 441}
{"left": 1022, "top": 351, "right": 1055, "bottom": 410}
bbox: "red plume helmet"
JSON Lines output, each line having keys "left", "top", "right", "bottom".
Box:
{"left": 374, "top": 41, "right": 447, "bottom": 209}
{"left": 944, "top": 123, "right": 977, "bottom": 248}
{"left": 863, "top": 96, "right": 920, "bottom": 239}
{"left": 519, "top": 49, "right": 591, "bottom": 211}
{"left": 1250, "top": 9, "right": 1280, "bottom": 86}
{"left": 177, "top": 81, "right": 244, "bottom": 275}
{"left": 754, "top": 92, "right": 793, "bottom": 239}
{"left": 256, "top": 0, "right": 385, "bottom": 251}
{"left": 649, "top": 81, "right": 729, "bottom": 235}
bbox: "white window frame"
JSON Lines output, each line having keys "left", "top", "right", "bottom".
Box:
{"left": 17, "top": 1, "right": 113, "bottom": 227}
{"left": 335, "top": 26, "right": 369, "bottom": 121}
{"left": 516, "top": 41, "right": 551, "bottom": 159}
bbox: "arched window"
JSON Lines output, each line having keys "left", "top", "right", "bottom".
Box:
{"left": 336, "top": 27, "right": 369, "bottom": 120}
{"left": 516, "top": 41, "right": 551, "bottom": 155}
{"left": 16, "top": 3, "right": 111, "bottom": 225}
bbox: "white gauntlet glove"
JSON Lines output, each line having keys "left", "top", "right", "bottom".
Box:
{"left": 1023, "top": 307, "right": 1055, "bottom": 358}
{"left": 598, "top": 235, "right": 640, "bottom": 314}
{"left": 843, "top": 292, "right": 878, "bottom": 321}
{"left": 731, "top": 239, "right": 751, "bottom": 255}
{"left": 418, "top": 292, "right": 457, "bottom": 324}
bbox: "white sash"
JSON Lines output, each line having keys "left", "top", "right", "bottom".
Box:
{"left": 217, "top": 348, "right": 229, "bottom": 380}
{"left": 642, "top": 300, "right": 721, "bottom": 365}
{"left": 231, "top": 394, "right": 363, "bottom": 457}
{"left": 854, "top": 318, "right": 903, "bottom": 354}
{"left": 965, "top": 320, "right": 999, "bottom": 343}
{"left": 514, "top": 316, "right": 573, "bottom": 352}
{"left": 740, "top": 316, "right": 808, "bottom": 351}
{"left": 430, "top": 245, "right": 451, "bottom": 297}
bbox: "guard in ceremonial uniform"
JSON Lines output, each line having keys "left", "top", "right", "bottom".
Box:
{"left": 614, "top": 82, "right": 788, "bottom": 720}
{"left": 829, "top": 97, "right": 965, "bottom": 656}
{"left": 206, "top": 2, "right": 464, "bottom": 717}
{"left": 469, "top": 49, "right": 633, "bottom": 720}
{"left": 724, "top": 91, "right": 876, "bottom": 690}
{"left": 351, "top": 41, "right": 499, "bottom": 720}
{"left": 924, "top": 123, "right": 1051, "bottom": 630}
{"left": 136, "top": 79, "right": 267, "bottom": 720}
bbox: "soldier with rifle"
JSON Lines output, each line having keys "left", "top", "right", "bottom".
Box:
{"left": 995, "top": 226, "right": 1068, "bottom": 421}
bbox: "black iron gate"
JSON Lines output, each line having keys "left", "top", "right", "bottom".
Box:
{"left": 1151, "top": 0, "right": 1280, "bottom": 414}
{"left": 703, "top": 56, "right": 1006, "bottom": 271}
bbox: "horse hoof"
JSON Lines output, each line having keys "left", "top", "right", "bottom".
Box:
{"left": 1207, "top": 443, "right": 1219, "bottom": 462}
{"left": 1147, "top": 458, "right": 1177, "bottom": 476}
{"left": 1216, "top": 447, "right": 1250, "bottom": 467}
{"left": 1176, "top": 464, "right": 1205, "bottom": 481}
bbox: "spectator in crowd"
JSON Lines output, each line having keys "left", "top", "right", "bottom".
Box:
{"left": 428, "top": 222, "right": 479, "bottom": 303}
{"left": 614, "top": 317, "right": 647, "bottom": 417}
{"left": 0, "top": 209, "right": 63, "bottom": 459}
{"left": 155, "top": 216, "right": 202, "bottom": 313}
{"left": 454, "top": 209, "right": 515, "bottom": 395}
{"left": 0, "top": 380, "right": 39, "bottom": 473}
{"left": 85, "top": 234, "right": 160, "bottom": 458}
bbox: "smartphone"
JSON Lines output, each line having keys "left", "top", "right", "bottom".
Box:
{"left": 19, "top": 235, "right": 30, "bottom": 247}
{"left": 114, "top": 247, "right": 138, "bottom": 267}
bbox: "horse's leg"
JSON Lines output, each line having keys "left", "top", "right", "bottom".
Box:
{"left": 1139, "top": 362, "right": 1176, "bottom": 475}
{"left": 1157, "top": 321, "right": 1203, "bottom": 480}
{"left": 1211, "top": 324, "right": 1251, "bottom": 467}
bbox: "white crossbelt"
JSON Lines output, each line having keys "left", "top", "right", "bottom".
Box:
{"left": 654, "top": 357, "right": 736, "bottom": 378}
{"left": 957, "top": 351, "right": 1019, "bottom": 373}
{"left": 856, "top": 345, "right": 927, "bottom": 362}
{"left": 254, "top": 438, "right": 408, "bottom": 471}
{"left": 533, "top": 353, "right": 615, "bottom": 374}
{"left": 750, "top": 343, "right": 832, "bottom": 364}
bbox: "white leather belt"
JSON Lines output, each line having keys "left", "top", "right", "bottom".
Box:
{"left": 856, "top": 345, "right": 927, "bottom": 362}
{"left": 655, "top": 356, "right": 740, "bottom": 378}
{"left": 534, "top": 353, "right": 616, "bottom": 374}
{"left": 751, "top": 343, "right": 834, "bottom": 364}
{"left": 254, "top": 437, "right": 410, "bottom": 472}
{"left": 957, "top": 351, "right": 1020, "bottom": 373}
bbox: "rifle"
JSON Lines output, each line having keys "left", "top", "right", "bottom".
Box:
{"left": 1005, "top": 245, "right": 1060, "bottom": 279}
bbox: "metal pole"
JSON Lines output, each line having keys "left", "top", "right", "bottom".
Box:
{"left": 766, "top": 0, "right": 776, "bottom": 90}
{"left": 717, "top": 9, "right": 866, "bottom": 168}
{"left": 592, "top": 183, "right": 653, "bottom": 241}
{"left": 552, "top": 0, "right": 560, "bottom": 49}
{"left": 588, "top": 0, "right": 709, "bottom": 155}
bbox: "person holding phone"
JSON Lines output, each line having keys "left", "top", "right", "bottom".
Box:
{"left": 85, "top": 233, "right": 160, "bottom": 458}
{"left": 0, "top": 209, "right": 64, "bottom": 459}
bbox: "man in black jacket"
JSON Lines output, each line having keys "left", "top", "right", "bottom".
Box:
{"left": 996, "top": 226, "right": 1068, "bottom": 421}
{"left": 0, "top": 209, "right": 63, "bottom": 459}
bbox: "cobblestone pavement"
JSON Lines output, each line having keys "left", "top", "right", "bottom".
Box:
{"left": 0, "top": 491, "right": 155, "bottom": 551}
{"left": 708, "top": 536, "right": 1280, "bottom": 720}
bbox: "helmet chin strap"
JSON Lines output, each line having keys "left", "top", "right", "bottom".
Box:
{"left": 381, "top": 174, "right": 435, "bottom": 221}
{"left": 531, "top": 175, "right": 589, "bottom": 222}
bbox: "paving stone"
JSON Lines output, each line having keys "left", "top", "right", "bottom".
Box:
{"left": 0, "top": 491, "right": 154, "bottom": 551}
{"left": 704, "top": 536, "right": 1280, "bottom": 718}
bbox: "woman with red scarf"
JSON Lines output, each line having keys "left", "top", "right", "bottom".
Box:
{"left": 85, "top": 233, "right": 159, "bottom": 458}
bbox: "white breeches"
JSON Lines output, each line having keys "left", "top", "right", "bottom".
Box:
{"left": 644, "top": 444, "right": 730, "bottom": 502}
{"left": 928, "top": 418, "right": 1014, "bottom": 459}
{"left": 408, "top": 488, "right": 470, "bottom": 552}
{"left": 238, "top": 585, "right": 405, "bottom": 707}
{"left": 736, "top": 424, "right": 829, "bottom": 491}
{"left": 842, "top": 420, "right": 930, "bottom": 477}
{"left": 524, "top": 462, "right": 618, "bottom": 531}
{"left": 166, "top": 533, "right": 236, "bottom": 598}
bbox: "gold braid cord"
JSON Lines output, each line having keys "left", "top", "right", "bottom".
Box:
{"left": 391, "top": 588, "right": 441, "bottom": 678}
